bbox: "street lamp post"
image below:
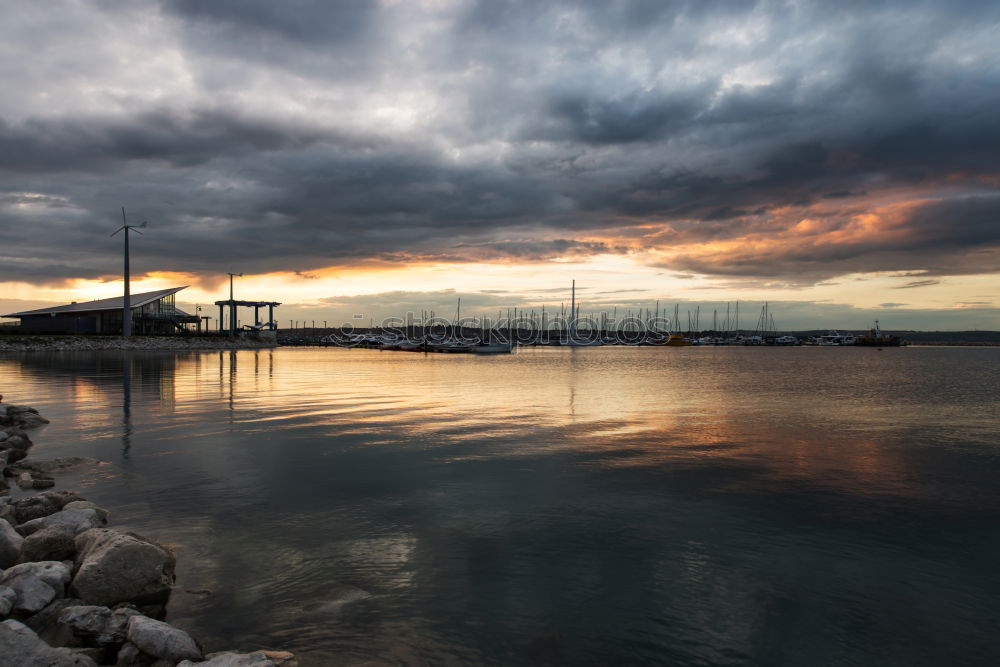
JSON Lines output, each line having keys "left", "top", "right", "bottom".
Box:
{"left": 227, "top": 272, "right": 243, "bottom": 336}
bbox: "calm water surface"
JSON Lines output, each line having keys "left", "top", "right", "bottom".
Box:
{"left": 1, "top": 346, "right": 999, "bottom": 665}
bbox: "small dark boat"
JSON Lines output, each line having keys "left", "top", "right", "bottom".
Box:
{"left": 855, "top": 320, "right": 904, "bottom": 347}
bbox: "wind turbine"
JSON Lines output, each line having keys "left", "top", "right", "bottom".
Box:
{"left": 111, "top": 208, "right": 147, "bottom": 337}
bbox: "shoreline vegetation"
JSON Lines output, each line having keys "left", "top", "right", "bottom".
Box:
{"left": 0, "top": 396, "right": 298, "bottom": 666}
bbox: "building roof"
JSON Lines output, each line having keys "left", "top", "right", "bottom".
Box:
{"left": 2, "top": 287, "right": 188, "bottom": 318}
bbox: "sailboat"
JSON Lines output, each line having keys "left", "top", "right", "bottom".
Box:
{"left": 474, "top": 314, "right": 513, "bottom": 353}
{"left": 560, "top": 280, "right": 603, "bottom": 346}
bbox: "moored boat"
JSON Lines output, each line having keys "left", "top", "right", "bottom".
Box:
{"left": 855, "top": 320, "right": 904, "bottom": 347}
{"left": 814, "top": 331, "right": 856, "bottom": 346}
{"left": 657, "top": 333, "right": 693, "bottom": 346}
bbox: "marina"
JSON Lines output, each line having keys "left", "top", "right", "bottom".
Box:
{"left": 277, "top": 290, "right": 911, "bottom": 351}
{"left": 277, "top": 321, "right": 909, "bottom": 350}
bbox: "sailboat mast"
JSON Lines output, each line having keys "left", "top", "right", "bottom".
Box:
{"left": 571, "top": 280, "right": 576, "bottom": 326}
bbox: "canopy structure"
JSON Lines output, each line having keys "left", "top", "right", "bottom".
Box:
{"left": 214, "top": 299, "right": 281, "bottom": 334}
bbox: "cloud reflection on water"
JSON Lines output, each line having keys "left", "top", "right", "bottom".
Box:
{"left": 1, "top": 347, "right": 999, "bottom": 664}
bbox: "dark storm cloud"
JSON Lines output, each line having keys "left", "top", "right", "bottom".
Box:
{"left": 0, "top": 109, "right": 332, "bottom": 172}
{"left": 529, "top": 86, "right": 712, "bottom": 145}
{"left": 1, "top": 0, "right": 1000, "bottom": 285}
{"left": 163, "top": 0, "right": 375, "bottom": 45}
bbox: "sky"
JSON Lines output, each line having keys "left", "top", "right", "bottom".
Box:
{"left": 1, "top": 0, "right": 998, "bottom": 330}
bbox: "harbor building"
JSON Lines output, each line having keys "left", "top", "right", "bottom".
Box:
{"left": 1, "top": 286, "right": 200, "bottom": 334}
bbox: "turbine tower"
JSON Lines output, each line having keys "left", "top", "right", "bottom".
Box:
{"left": 110, "top": 208, "right": 147, "bottom": 337}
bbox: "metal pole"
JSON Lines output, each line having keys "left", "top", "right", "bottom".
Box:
{"left": 229, "top": 274, "right": 235, "bottom": 336}
{"left": 226, "top": 272, "right": 242, "bottom": 336}
{"left": 122, "top": 209, "right": 131, "bottom": 337}
{"left": 571, "top": 280, "right": 575, "bottom": 334}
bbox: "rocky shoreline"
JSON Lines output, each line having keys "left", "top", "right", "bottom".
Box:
{"left": 0, "top": 397, "right": 297, "bottom": 666}
{"left": 0, "top": 336, "right": 277, "bottom": 352}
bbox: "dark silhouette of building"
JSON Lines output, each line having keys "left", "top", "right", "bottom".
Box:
{"left": 2, "top": 286, "right": 199, "bottom": 334}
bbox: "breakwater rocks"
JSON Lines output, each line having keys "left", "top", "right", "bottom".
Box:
{"left": 0, "top": 336, "right": 276, "bottom": 352}
{"left": 1, "top": 401, "right": 51, "bottom": 491}
{"left": 0, "top": 398, "right": 297, "bottom": 666}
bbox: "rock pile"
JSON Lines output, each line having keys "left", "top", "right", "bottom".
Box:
{"left": 1, "top": 403, "right": 51, "bottom": 494}
{"left": 0, "top": 397, "right": 297, "bottom": 666}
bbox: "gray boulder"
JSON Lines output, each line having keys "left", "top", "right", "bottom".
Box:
{"left": 8, "top": 458, "right": 100, "bottom": 475}
{"left": 0, "top": 518, "right": 23, "bottom": 568}
{"left": 178, "top": 651, "right": 298, "bottom": 666}
{"left": 114, "top": 641, "right": 154, "bottom": 666}
{"left": 0, "top": 562, "right": 70, "bottom": 615}
{"left": 126, "top": 616, "right": 202, "bottom": 662}
{"left": 0, "top": 620, "right": 97, "bottom": 666}
{"left": 23, "top": 597, "right": 86, "bottom": 648}
{"left": 71, "top": 529, "right": 175, "bottom": 606}
{"left": 58, "top": 604, "right": 141, "bottom": 646}
{"left": 16, "top": 472, "right": 35, "bottom": 489}
{"left": 1, "top": 618, "right": 33, "bottom": 634}
{"left": 3, "top": 434, "right": 30, "bottom": 450}
{"left": 2, "top": 406, "right": 49, "bottom": 431}
{"left": 19, "top": 525, "right": 77, "bottom": 563}
{"left": 17, "top": 472, "right": 55, "bottom": 489}
{"left": 70, "top": 648, "right": 106, "bottom": 664}
{"left": 16, "top": 412, "right": 50, "bottom": 429}
{"left": 0, "top": 586, "right": 15, "bottom": 617}
{"left": 63, "top": 501, "right": 109, "bottom": 523}
{"left": 3, "top": 404, "right": 38, "bottom": 415}
{"left": 11, "top": 495, "right": 62, "bottom": 524}
{"left": 3, "top": 447, "right": 26, "bottom": 464}
{"left": 58, "top": 605, "right": 112, "bottom": 637}
{"left": 18, "top": 508, "right": 105, "bottom": 537}
{"left": 3, "top": 573, "right": 55, "bottom": 613}
{"left": 44, "top": 490, "right": 87, "bottom": 509}
{"left": 3, "top": 561, "right": 72, "bottom": 590}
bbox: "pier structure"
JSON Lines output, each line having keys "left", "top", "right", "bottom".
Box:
{"left": 215, "top": 299, "right": 281, "bottom": 336}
